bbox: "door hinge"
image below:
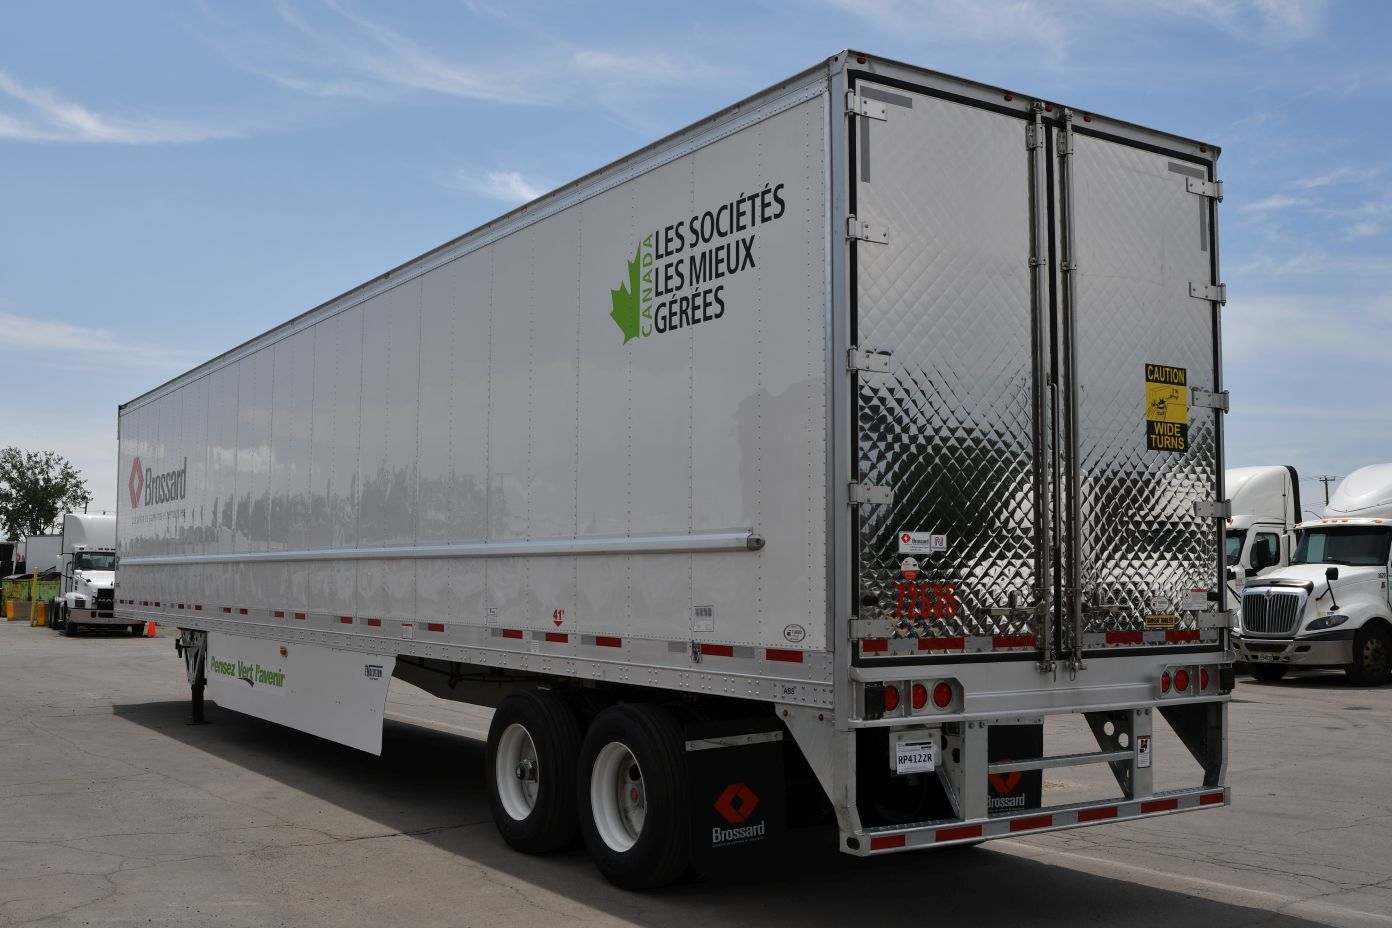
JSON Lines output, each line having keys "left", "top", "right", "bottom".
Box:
{"left": 848, "top": 347, "right": 892, "bottom": 373}
{"left": 1057, "top": 122, "right": 1074, "bottom": 156}
{"left": 1186, "top": 177, "right": 1224, "bottom": 201}
{"left": 1189, "top": 281, "right": 1227, "bottom": 305}
{"left": 850, "top": 618, "right": 894, "bottom": 639}
{"left": 1193, "top": 499, "right": 1233, "bottom": 519}
{"left": 1026, "top": 124, "right": 1041, "bottom": 151}
{"left": 846, "top": 90, "right": 888, "bottom": 121}
{"left": 847, "top": 215, "right": 889, "bottom": 244}
{"left": 1191, "top": 387, "right": 1230, "bottom": 412}
{"left": 849, "top": 482, "right": 893, "bottom": 505}
{"left": 1195, "top": 610, "right": 1234, "bottom": 630}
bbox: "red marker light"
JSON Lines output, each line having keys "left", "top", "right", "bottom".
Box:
{"left": 1175, "top": 669, "right": 1190, "bottom": 692}
{"left": 1200, "top": 668, "right": 1211, "bottom": 690}
{"left": 1161, "top": 671, "right": 1172, "bottom": 694}
{"left": 932, "top": 681, "right": 953, "bottom": 709}
{"left": 912, "top": 683, "right": 928, "bottom": 710}
{"left": 884, "top": 685, "right": 901, "bottom": 712}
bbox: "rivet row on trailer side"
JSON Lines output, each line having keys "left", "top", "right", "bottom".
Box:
{"left": 116, "top": 50, "right": 1233, "bottom": 890}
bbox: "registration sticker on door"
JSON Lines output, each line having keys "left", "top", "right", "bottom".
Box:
{"left": 894, "top": 735, "right": 937, "bottom": 774}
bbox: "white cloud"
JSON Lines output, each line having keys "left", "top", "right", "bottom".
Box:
{"left": 1223, "top": 288, "right": 1392, "bottom": 478}
{"left": 214, "top": 2, "right": 733, "bottom": 115}
{"left": 0, "top": 312, "right": 209, "bottom": 372}
{"left": 1119, "top": 0, "right": 1329, "bottom": 43}
{"left": 1344, "top": 220, "right": 1380, "bottom": 240}
{"left": 568, "top": 48, "right": 733, "bottom": 88}
{"left": 813, "top": 0, "right": 1328, "bottom": 65}
{"left": 449, "top": 168, "right": 550, "bottom": 204}
{"left": 0, "top": 68, "right": 239, "bottom": 144}
{"left": 1240, "top": 193, "right": 1305, "bottom": 212}
{"left": 1293, "top": 166, "right": 1379, "bottom": 189}
{"left": 1222, "top": 290, "right": 1392, "bottom": 366}
{"left": 819, "top": 0, "right": 1077, "bottom": 63}
{"left": 231, "top": 0, "right": 560, "bottom": 106}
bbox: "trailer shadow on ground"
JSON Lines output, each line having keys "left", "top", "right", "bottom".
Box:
{"left": 111, "top": 698, "right": 1327, "bottom": 928}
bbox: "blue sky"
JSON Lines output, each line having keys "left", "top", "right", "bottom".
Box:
{"left": 2, "top": 0, "right": 1388, "bottom": 518}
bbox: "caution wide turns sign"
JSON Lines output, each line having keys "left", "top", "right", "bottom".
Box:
{"left": 1145, "top": 363, "right": 1188, "bottom": 453}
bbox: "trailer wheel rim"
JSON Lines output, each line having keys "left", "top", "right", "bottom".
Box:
{"left": 590, "top": 741, "right": 646, "bottom": 852}
{"left": 495, "top": 723, "right": 540, "bottom": 821}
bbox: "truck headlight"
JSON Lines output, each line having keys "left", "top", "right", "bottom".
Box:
{"left": 1306, "top": 614, "right": 1348, "bottom": 631}
{"left": 71, "top": 595, "right": 87, "bottom": 608}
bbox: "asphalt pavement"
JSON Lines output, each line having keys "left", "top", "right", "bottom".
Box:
{"left": 1, "top": 620, "right": 1389, "bottom": 927}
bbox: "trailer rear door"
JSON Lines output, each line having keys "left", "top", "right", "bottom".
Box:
{"left": 849, "top": 78, "right": 1224, "bottom": 664}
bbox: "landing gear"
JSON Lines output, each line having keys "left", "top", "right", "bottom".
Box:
{"left": 175, "top": 629, "right": 210, "bottom": 724}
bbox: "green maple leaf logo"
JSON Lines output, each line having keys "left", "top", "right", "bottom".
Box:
{"left": 609, "top": 245, "right": 641, "bottom": 344}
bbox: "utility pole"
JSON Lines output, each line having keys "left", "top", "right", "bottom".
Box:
{"left": 1315, "top": 475, "right": 1341, "bottom": 507}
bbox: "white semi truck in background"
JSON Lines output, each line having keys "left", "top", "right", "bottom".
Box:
{"left": 116, "top": 52, "right": 1234, "bottom": 889}
{"left": 1225, "top": 465, "right": 1300, "bottom": 604}
{"left": 48, "top": 514, "right": 126, "bottom": 636}
{"left": 1235, "top": 463, "right": 1392, "bottom": 684}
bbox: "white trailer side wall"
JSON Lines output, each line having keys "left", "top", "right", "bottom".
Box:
{"left": 118, "top": 92, "right": 829, "bottom": 655}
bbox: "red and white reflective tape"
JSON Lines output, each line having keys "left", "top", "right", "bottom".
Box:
{"left": 857, "top": 786, "right": 1229, "bottom": 855}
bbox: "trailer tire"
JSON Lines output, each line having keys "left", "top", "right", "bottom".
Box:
{"left": 1346, "top": 624, "right": 1392, "bottom": 686}
{"left": 578, "top": 704, "right": 690, "bottom": 890}
{"left": 63, "top": 618, "right": 80, "bottom": 637}
{"left": 1249, "top": 664, "right": 1286, "bottom": 682}
{"left": 485, "top": 691, "right": 582, "bottom": 854}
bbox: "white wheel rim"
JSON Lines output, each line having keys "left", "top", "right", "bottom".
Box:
{"left": 495, "top": 723, "right": 539, "bottom": 821}
{"left": 590, "top": 741, "right": 646, "bottom": 852}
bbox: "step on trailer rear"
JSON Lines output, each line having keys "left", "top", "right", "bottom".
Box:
{"left": 116, "top": 51, "right": 1233, "bottom": 889}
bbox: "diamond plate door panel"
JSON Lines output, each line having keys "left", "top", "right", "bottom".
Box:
{"left": 853, "top": 85, "right": 1039, "bottom": 646}
{"left": 1064, "top": 133, "right": 1219, "bottom": 642}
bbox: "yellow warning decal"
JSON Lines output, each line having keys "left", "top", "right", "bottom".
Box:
{"left": 1144, "top": 613, "right": 1177, "bottom": 630}
{"left": 1145, "top": 363, "right": 1188, "bottom": 453}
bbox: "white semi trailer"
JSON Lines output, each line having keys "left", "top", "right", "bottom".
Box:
{"left": 116, "top": 51, "right": 1234, "bottom": 889}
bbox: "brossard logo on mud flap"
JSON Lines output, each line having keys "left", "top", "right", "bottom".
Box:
{"left": 711, "top": 782, "right": 766, "bottom": 847}
{"left": 609, "top": 182, "right": 788, "bottom": 344}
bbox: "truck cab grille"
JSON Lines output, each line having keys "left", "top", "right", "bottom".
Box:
{"left": 1241, "top": 589, "right": 1301, "bottom": 637}
{"left": 95, "top": 589, "right": 114, "bottom": 608}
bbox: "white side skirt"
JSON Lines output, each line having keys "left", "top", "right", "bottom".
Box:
{"left": 206, "top": 632, "right": 396, "bottom": 755}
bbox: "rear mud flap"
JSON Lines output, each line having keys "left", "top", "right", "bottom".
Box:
{"left": 986, "top": 724, "right": 1044, "bottom": 813}
{"left": 686, "top": 719, "right": 786, "bottom": 877}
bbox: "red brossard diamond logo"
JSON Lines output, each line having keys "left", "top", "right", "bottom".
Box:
{"left": 128, "top": 457, "right": 144, "bottom": 509}
{"left": 713, "top": 783, "right": 760, "bottom": 824}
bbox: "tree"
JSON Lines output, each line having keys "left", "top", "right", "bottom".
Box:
{"left": 0, "top": 447, "right": 92, "bottom": 539}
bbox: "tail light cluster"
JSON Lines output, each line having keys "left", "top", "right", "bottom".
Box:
{"left": 1158, "top": 664, "right": 1217, "bottom": 698}
{"left": 866, "top": 679, "right": 959, "bottom": 719}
